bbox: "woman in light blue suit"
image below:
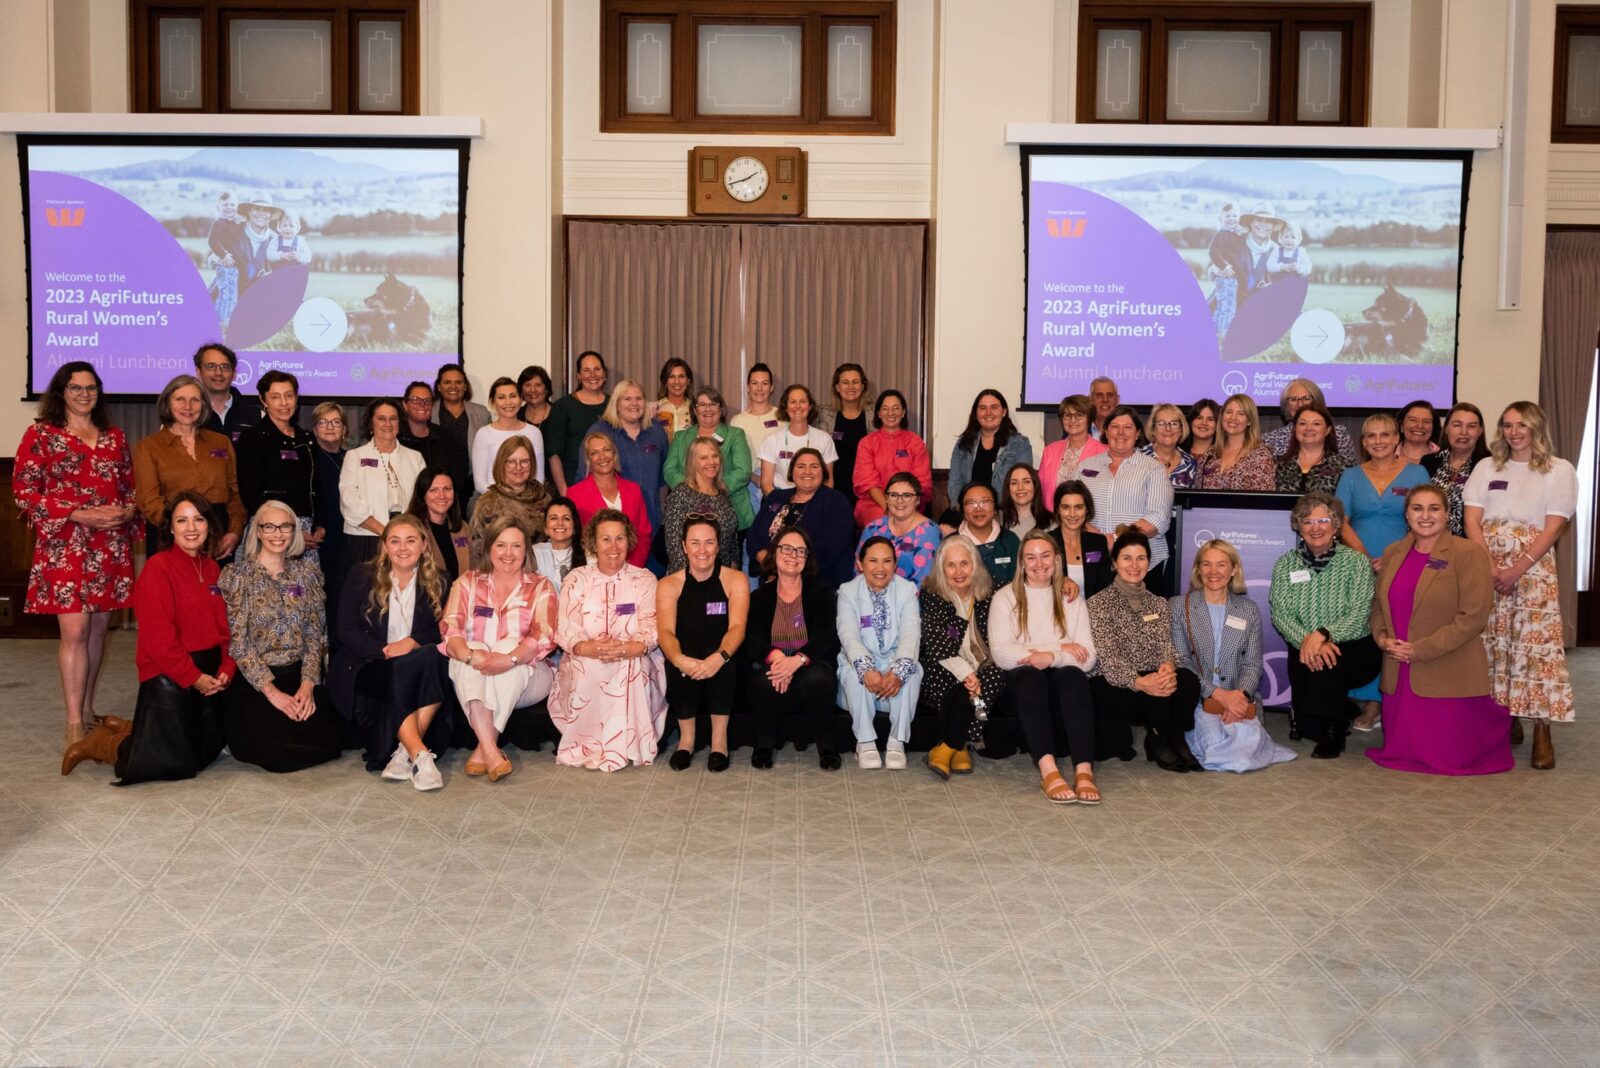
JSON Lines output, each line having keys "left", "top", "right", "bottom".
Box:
{"left": 1171, "top": 539, "right": 1295, "bottom": 773}
{"left": 836, "top": 536, "right": 922, "bottom": 770}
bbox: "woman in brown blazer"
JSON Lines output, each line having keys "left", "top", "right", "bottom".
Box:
{"left": 1364, "top": 484, "right": 1511, "bottom": 775}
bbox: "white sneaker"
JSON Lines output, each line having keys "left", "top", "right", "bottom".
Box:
{"left": 410, "top": 750, "right": 443, "bottom": 791}
{"left": 884, "top": 742, "right": 907, "bottom": 770}
{"left": 856, "top": 743, "right": 883, "bottom": 770}
{"left": 380, "top": 745, "right": 412, "bottom": 781}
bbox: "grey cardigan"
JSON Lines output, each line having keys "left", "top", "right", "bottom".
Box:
{"left": 1169, "top": 590, "right": 1263, "bottom": 698}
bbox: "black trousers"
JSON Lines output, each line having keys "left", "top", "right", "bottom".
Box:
{"left": 745, "top": 661, "right": 839, "bottom": 751}
{"left": 931, "top": 687, "right": 978, "bottom": 750}
{"left": 1006, "top": 666, "right": 1095, "bottom": 766}
{"left": 1285, "top": 634, "right": 1382, "bottom": 748}
{"left": 1089, "top": 669, "right": 1201, "bottom": 749}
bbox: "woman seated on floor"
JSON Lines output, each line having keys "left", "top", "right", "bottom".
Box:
{"left": 64, "top": 493, "right": 234, "bottom": 784}
{"left": 1170, "top": 539, "right": 1294, "bottom": 773}
{"left": 741, "top": 525, "right": 842, "bottom": 770}
{"left": 917, "top": 534, "right": 1007, "bottom": 781}
{"left": 331, "top": 514, "right": 453, "bottom": 789}
{"left": 441, "top": 514, "right": 559, "bottom": 783}
{"left": 656, "top": 513, "right": 749, "bottom": 772}
{"left": 835, "top": 536, "right": 922, "bottom": 770}
{"left": 550, "top": 509, "right": 667, "bottom": 771}
{"left": 218, "top": 501, "right": 341, "bottom": 773}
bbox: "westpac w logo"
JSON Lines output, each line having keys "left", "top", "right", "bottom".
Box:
{"left": 45, "top": 207, "right": 86, "bottom": 227}
{"left": 1045, "top": 216, "right": 1086, "bottom": 238}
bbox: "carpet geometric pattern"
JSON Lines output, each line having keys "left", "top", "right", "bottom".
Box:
{"left": 2, "top": 638, "right": 1598, "bottom": 1066}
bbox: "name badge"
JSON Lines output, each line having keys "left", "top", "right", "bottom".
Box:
{"left": 946, "top": 623, "right": 962, "bottom": 640}
{"left": 615, "top": 603, "right": 636, "bottom": 616}
{"left": 360, "top": 457, "right": 379, "bottom": 468}
{"left": 832, "top": 431, "right": 845, "bottom": 442}
{"left": 1081, "top": 469, "right": 1099, "bottom": 478}
{"left": 285, "top": 583, "right": 304, "bottom": 598}
{"left": 1225, "top": 615, "right": 1247, "bottom": 631}
{"left": 778, "top": 451, "right": 793, "bottom": 460}
{"left": 895, "top": 449, "right": 910, "bottom": 459}
{"left": 1390, "top": 485, "right": 1410, "bottom": 497}
{"left": 994, "top": 556, "right": 1012, "bottom": 565}
{"left": 279, "top": 449, "right": 299, "bottom": 462}
{"left": 1289, "top": 569, "right": 1312, "bottom": 584}
{"left": 1084, "top": 551, "right": 1103, "bottom": 563}
{"left": 209, "top": 448, "right": 228, "bottom": 459}
{"left": 1141, "top": 612, "right": 1159, "bottom": 622}
{"left": 452, "top": 534, "right": 469, "bottom": 548}
{"left": 207, "top": 583, "right": 221, "bottom": 596}
{"left": 643, "top": 444, "right": 658, "bottom": 454}
{"left": 230, "top": 432, "right": 241, "bottom": 443}
{"left": 706, "top": 601, "right": 728, "bottom": 616}
{"left": 712, "top": 434, "right": 724, "bottom": 445}
{"left": 1488, "top": 479, "right": 1508, "bottom": 491}
{"left": 473, "top": 605, "right": 494, "bottom": 618}
{"left": 764, "top": 419, "right": 779, "bottom": 429}
{"left": 1425, "top": 557, "right": 1449, "bottom": 571}
{"left": 860, "top": 614, "right": 874, "bottom": 629}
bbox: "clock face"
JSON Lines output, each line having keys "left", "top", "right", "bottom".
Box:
{"left": 723, "top": 156, "right": 769, "bottom": 203}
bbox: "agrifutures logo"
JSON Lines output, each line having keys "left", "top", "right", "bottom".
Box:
{"left": 45, "top": 207, "right": 85, "bottom": 227}
{"left": 1045, "top": 216, "right": 1087, "bottom": 239}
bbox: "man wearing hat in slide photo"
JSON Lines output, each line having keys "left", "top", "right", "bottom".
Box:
{"left": 1238, "top": 201, "right": 1286, "bottom": 303}
{"left": 237, "top": 191, "right": 282, "bottom": 293}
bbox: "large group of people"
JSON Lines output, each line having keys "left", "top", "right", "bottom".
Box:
{"left": 18, "top": 348, "right": 1579, "bottom": 799}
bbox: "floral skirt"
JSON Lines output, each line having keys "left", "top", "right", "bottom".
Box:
{"left": 1482, "top": 520, "right": 1574, "bottom": 722}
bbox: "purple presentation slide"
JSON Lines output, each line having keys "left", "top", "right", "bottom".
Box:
{"left": 1024, "top": 153, "right": 1468, "bottom": 410}
{"left": 24, "top": 141, "right": 463, "bottom": 397}
{"left": 1178, "top": 504, "right": 1295, "bottom": 706}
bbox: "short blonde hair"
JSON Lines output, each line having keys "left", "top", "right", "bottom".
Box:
{"left": 583, "top": 508, "right": 638, "bottom": 557}
{"left": 1359, "top": 412, "right": 1399, "bottom": 461}
{"left": 241, "top": 500, "right": 306, "bottom": 560}
{"left": 1145, "top": 403, "right": 1188, "bottom": 442}
{"left": 155, "top": 375, "right": 205, "bottom": 427}
{"left": 1188, "top": 539, "right": 1246, "bottom": 596}
{"left": 600, "top": 379, "right": 648, "bottom": 429}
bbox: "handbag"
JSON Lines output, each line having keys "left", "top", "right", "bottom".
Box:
{"left": 1183, "top": 593, "right": 1257, "bottom": 720}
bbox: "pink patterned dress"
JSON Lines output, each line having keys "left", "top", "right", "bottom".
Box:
{"left": 550, "top": 563, "right": 667, "bottom": 771}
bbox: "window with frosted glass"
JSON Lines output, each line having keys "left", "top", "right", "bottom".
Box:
{"left": 826, "top": 25, "right": 873, "bottom": 118}
{"left": 357, "top": 20, "right": 403, "bottom": 113}
{"left": 1095, "top": 29, "right": 1142, "bottom": 120}
{"left": 1166, "top": 30, "right": 1272, "bottom": 123}
{"left": 697, "top": 24, "right": 803, "bottom": 116}
{"left": 1566, "top": 34, "right": 1600, "bottom": 127}
{"left": 626, "top": 22, "right": 672, "bottom": 114}
{"left": 228, "top": 19, "right": 333, "bottom": 111}
{"left": 1297, "top": 31, "right": 1343, "bottom": 123}
{"left": 158, "top": 18, "right": 203, "bottom": 109}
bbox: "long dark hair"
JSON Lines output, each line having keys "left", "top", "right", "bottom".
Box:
{"left": 1437, "top": 401, "right": 1491, "bottom": 464}
{"left": 1181, "top": 397, "right": 1220, "bottom": 451}
{"left": 37, "top": 361, "right": 110, "bottom": 430}
{"left": 956, "top": 389, "right": 1019, "bottom": 452}
{"left": 1000, "top": 462, "right": 1050, "bottom": 532}
{"left": 658, "top": 357, "right": 694, "bottom": 400}
{"left": 160, "top": 490, "right": 221, "bottom": 556}
{"left": 407, "top": 465, "right": 463, "bottom": 531}
{"left": 543, "top": 495, "right": 588, "bottom": 571}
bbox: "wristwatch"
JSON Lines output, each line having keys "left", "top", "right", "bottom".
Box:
{"left": 509, "top": 651, "right": 521, "bottom": 665}
{"left": 717, "top": 649, "right": 732, "bottom": 663}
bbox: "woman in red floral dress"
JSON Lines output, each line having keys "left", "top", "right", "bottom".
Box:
{"left": 13, "top": 362, "right": 139, "bottom": 751}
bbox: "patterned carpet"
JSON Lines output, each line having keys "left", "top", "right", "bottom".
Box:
{"left": 2, "top": 637, "right": 1598, "bottom": 1067}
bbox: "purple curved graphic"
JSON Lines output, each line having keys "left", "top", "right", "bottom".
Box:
{"left": 226, "top": 264, "right": 308, "bottom": 349}
{"left": 1221, "top": 274, "right": 1307, "bottom": 360}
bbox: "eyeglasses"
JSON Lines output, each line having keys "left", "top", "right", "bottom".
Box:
{"left": 199, "top": 362, "right": 233, "bottom": 374}
{"left": 64, "top": 384, "right": 99, "bottom": 395}
{"left": 257, "top": 522, "right": 297, "bottom": 534}
{"left": 886, "top": 492, "right": 918, "bottom": 501}
{"left": 1153, "top": 420, "right": 1182, "bottom": 430}
{"left": 504, "top": 459, "right": 532, "bottom": 469}
{"left": 1302, "top": 517, "right": 1334, "bottom": 528}
{"left": 404, "top": 396, "right": 432, "bottom": 406}
{"left": 315, "top": 418, "right": 345, "bottom": 428}
{"left": 775, "top": 544, "right": 810, "bottom": 558}
{"left": 1283, "top": 395, "right": 1314, "bottom": 405}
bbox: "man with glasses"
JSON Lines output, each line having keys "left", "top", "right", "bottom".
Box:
{"left": 194, "top": 342, "right": 257, "bottom": 442}
{"left": 398, "top": 381, "right": 472, "bottom": 505}
{"left": 957, "top": 483, "right": 1019, "bottom": 584}
{"left": 1088, "top": 376, "right": 1121, "bottom": 442}
{"left": 1262, "top": 378, "right": 1358, "bottom": 462}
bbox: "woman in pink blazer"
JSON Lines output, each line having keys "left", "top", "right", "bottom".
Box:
{"left": 568, "top": 431, "right": 653, "bottom": 568}
{"left": 1039, "top": 394, "right": 1108, "bottom": 509}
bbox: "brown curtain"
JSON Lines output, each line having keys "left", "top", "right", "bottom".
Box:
{"left": 741, "top": 223, "right": 927, "bottom": 431}
{"left": 1538, "top": 231, "right": 1600, "bottom": 647}
{"left": 566, "top": 221, "right": 743, "bottom": 400}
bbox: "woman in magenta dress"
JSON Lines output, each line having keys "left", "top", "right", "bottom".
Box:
{"left": 1366, "top": 484, "right": 1511, "bottom": 776}
{"left": 549, "top": 509, "right": 667, "bottom": 771}
{"left": 13, "top": 362, "right": 140, "bottom": 753}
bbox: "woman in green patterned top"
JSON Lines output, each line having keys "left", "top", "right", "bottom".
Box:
{"left": 1267, "top": 491, "right": 1382, "bottom": 759}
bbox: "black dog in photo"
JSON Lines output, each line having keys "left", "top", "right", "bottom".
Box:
{"left": 1343, "top": 283, "right": 1429, "bottom": 358}
{"left": 348, "top": 272, "right": 432, "bottom": 345}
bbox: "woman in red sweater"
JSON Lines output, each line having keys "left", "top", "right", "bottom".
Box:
{"left": 63, "top": 492, "right": 237, "bottom": 783}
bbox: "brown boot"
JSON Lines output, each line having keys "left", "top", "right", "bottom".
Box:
{"left": 1531, "top": 722, "right": 1554, "bottom": 770}
{"left": 1509, "top": 718, "right": 1524, "bottom": 746}
{"left": 61, "top": 720, "right": 130, "bottom": 776}
{"left": 63, "top": 721, "right": 88, "bottom": 752}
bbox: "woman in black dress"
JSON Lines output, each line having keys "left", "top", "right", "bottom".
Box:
{"left": 657, "top": 514, "right": 749, "bottom": 771}
{"left": 741, "top": 525, "right": 842, "bottom": 769}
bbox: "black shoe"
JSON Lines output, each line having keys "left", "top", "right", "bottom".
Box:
{"left": 751, "top": 746, "right": 774, "bottom": 769}
{"left": 1510, "top": 718, "right": 1525, "bottom": 746}
{"left": 668, "top": 749, "right": 693, "bottom": 771}
{"left": 1144, "top": 730, "right": 1186, "bottom": 772}
{"left": 1171, "top": 735, "right": 1203, "bottom": 773}
{"left": 1311, "top": 737, "right": 1343, "bottom": 759}
{"left": 707, "top": 751, "right": 730, "bottom": 773}
{"left": 818, "top": 748, "right": 841, "bottom": 771}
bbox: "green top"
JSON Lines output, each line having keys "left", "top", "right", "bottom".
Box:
{"left": 1268, "top": 543, "right": 1375, "bottom": 646}
{"left": 663, "top": 423, "right": 754, "bottom": 529}
{"left": 543, "top": 393, "right": 608, "bottom": 487}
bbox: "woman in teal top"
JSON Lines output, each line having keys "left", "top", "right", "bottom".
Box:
{"left": 1333, "top": 413, "right": 1429, "bottom": 724}
{"left": 662, "top": 386, "right": 753, "bottom": 531}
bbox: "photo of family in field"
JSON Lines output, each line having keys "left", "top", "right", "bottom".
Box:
{"left": 1052, "top": 154, "right": 1466, "bottom": 368}
{"left": 28, "top": 143, "right": 462, "bottom": 356}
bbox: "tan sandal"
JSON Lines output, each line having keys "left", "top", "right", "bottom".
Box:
{"left": 1039, "top": 770, "right": 1077, "bottom": 805}
{"left": 1074, "top": 770, "right": 1101, "bottom": 806}
{"left": 464, "top": 759, "right": 488, "bottom": 777}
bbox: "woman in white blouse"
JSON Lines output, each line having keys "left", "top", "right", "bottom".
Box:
{"left": 471, "top": 376, "right": 546, "bottom": 494}
{"left": 758, "top": 384, "right": 838, "bottom": 493}
{"left": 989, "top": 530, "right": 1100, "bottom": 804}
{"left": 339, "top": 398, "right": 425, "bottom": 572}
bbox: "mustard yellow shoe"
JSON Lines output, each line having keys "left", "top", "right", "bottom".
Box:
{"left": 949, "top": 746, "right": 973, "bottom": 775}
{"left": 924, "top": 742, "right": 955, "bottom": 781}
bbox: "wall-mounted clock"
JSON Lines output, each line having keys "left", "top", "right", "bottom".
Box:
{"left": 688, "top": 146, "right": 807, "bottom": 217}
